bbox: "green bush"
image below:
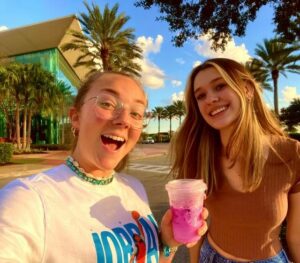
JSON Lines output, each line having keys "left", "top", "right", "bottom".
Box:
{"left": 0, "top": 143, "right": 14, "bottom": 164}
{"left": 31, "top": 144, "right": 72, "bottom": 151}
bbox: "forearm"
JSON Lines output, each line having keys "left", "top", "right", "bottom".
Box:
{"left": 287, "top": 239, "right": 300, "bottom": 262}
{"left": 189, "top": 236, "right": 204, "bottom": 263}
{"left": 158, "top": 233, "right": 179, "bottom": 263}
{"left": 286, "top": 192, "right": 300, "bottom": 262}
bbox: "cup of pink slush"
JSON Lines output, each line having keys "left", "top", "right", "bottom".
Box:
{"left": 165, "top": 179, "right": 207, "bottom": 244}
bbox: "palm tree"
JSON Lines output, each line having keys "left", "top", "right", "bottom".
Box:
{"left": 280, "top": 99, "right": 300, "bottom": 132}
{"left": 0, "top": 62, "right": 70, "bottom": 149}
{"left": 25, "top": 65, "right": 59, "bottom": 149}
{"left": 245, "top": 60, "right": 272, "bottom": 91}
{"left": 20, "top": 63, "right": 39, "bottom": 149}
{"left": 151, "top": 106, "right": 166, "bottom": 142}
{"left": 62, "top": 1, "right": 143, "bottom": 77}
{"left": 55, "top": 80, "right": 72, "bottom": 144}
{"left": 172, "top": 100, "right": 186, "bottom": 125}
{"left": 0, "top": 64, "right": 7, "bottom": 105}
{"left": 164, "top": 105, "right": 176, "bottom": 138}
{"left": 0, "top": 66, "right": 15, "bottom": 141}
{"left": 252, "top": 38, "right": 300, "bottom": 115}
{"left": 2, "top": 63, "right": 23, "bottom": 149}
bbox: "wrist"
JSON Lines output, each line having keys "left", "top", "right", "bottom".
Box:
{"left": 159, "top": 231, "right": 178, "bottom": 257}
{"left": 161, "top": 244, "right": 178, "bottom": 257}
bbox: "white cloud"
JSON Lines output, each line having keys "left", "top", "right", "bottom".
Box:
{"left": 136, "top": 35, "right": 165, "bottom": 89}
{"left": 136, "top": 35, "right": 163, "bottom": 55}
{"left": 139, "top": 59, "right": 165, "bottom": 89}
{"left": 175, "top": 58, "right": 185, "bottom": 65}
{"left": 282, "top": 86, "right": 300, "bottom": 102}
{"left": 193, "top": 60, "right": 202, "bottom": 68}
{"left": 172, "top": 91, "right": 184, "bottom": 102}
{"left": 194, "top": 34, "right": 251, "bottom": 63}
{"left": 0, "top": 26, "right": 8, "bottom": 31}
{"left": 171, "top": 80, "right": 182, "bottom": 87}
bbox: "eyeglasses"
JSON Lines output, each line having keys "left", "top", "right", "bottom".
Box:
{"left": 84, "top": 92, "right": 148, "bottom": 129}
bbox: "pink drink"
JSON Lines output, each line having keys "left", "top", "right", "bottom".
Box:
{"left": 171, "top": 206, "right": 203, "bottom": 243}
{"left": 166, "top": 179, "right": 207, "bottom": 244}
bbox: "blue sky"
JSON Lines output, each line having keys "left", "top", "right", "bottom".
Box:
{"left": 1, "top": 0, "right": 299, "bottom": 134}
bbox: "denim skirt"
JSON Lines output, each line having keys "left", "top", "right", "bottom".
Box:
{"left": 200, "top": 238, "right": 290, "bottom": 263}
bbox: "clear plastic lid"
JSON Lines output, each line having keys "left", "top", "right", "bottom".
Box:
{"left": 165, "top": 179, "right": 207, "bottom": 193}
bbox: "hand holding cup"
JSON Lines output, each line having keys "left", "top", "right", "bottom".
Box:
{"left": 160, "top": 206, "right": 208, "bottom": 249}
{"left": 165, "top": 179, "right": 207, "bottom": 244}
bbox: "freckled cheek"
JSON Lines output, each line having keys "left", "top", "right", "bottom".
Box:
{"left": 94, "top": 114, "right": 108, "bottom": 122}
{"left": 80, "top": 107, "right": 97, "bottom": 121}
{"left": 85, "top": 109, "right": 109, "bottom": 123}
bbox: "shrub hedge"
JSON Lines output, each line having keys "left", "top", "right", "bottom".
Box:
{"left": 0, "top": 143, "right": 14, "bottom": 164}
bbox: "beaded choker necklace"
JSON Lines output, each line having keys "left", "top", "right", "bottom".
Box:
{"left": 66, "top": 156, "right": 114, "bottom": 185}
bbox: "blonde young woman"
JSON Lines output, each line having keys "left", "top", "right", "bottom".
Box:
{"left": 170, "top": 58, "right": 300, "bottom": 262}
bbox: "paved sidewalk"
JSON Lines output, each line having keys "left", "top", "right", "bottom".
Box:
{"left": 0, "top": 144, "right": 169, "bottom": 179}
{"left": 0, "top": 151, "right": 68, "bottom": 179}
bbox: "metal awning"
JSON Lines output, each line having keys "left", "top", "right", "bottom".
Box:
{"left": 0, "top": 15, "right": 91, "bottom": 81}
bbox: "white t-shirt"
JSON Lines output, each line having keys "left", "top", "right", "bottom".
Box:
{"left": 0, "top": 165, "right": 159, "bottom": 263}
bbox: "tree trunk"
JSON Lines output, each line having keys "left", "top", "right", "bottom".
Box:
{"left": 23, "top": 107, "right": 27, "bottom": 150}
{"left": 158, "top": 117, "right": 161, "bottom": 142}
{"left": 26, "top": 110, "right": 32, "bottom": 150}
{"left": 61, "top": 104, "right": 65, "bottom": 144}
{"left": 169, "top": 117, "right": 172, "bottom": 138}
{"left": 101, "top": 49, "right": 109, "bottom": 71}
{"left": 272, "top": 70, "right": 279, "bottom": 115}
{"left": 3, "top": 108, "right": 11, "bottom": 140}
{"left": 15, "top": 104, "right": 21, "bottom": 150}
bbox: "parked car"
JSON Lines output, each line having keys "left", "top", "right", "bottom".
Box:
{"left": 142, "top": 137, "right": 155, "bottom": 144}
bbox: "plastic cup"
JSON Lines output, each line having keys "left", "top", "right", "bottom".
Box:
{"left": 165, "top": 179, "right": 207, "bottom": 244}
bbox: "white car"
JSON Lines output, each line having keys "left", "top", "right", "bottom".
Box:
{"left": 142, "top": 137, "right": 155, "bottom": 144}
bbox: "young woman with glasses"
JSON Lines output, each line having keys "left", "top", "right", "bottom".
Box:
{"left": 170, "top": 58, "right": 300, "bottom": 262}
{"left": 0, "top": 71, "right": 208, "bottom": 262}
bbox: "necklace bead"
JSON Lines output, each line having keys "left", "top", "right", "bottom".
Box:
{"left": 66, "top": 156, "right": 114, "bottom": 185}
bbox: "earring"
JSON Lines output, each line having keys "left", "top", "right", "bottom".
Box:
{"left": 246, "top": 95, "right": 252, "bottom": 101}
{"left": 71, "top": 127, "right": 78, "bottom": 137}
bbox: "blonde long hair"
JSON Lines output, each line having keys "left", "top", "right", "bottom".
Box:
{"left": 170, "top": 58, "right": 285, "bottom": 193}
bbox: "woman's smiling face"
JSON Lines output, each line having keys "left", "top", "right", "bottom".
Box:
{"left": 193, "top": 67, "right": 241, "bottom": 134}
{"left": 70, "top": 73, "right": 147, "bottom": 176}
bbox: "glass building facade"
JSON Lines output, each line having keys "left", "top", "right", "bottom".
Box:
{"left": 1, "top": 48, "right": 79, "bottom": 144}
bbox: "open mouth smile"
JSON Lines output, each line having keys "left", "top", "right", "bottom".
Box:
{"left": 101, "top": 134, "right": 126, "bottom": 151}
{"left": 209, "top": 105, "right": 228, "bottom": 116}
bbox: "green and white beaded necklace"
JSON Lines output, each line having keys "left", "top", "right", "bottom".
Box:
{"left": 66, "top": 156, "right": 114, "bottom": 185}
